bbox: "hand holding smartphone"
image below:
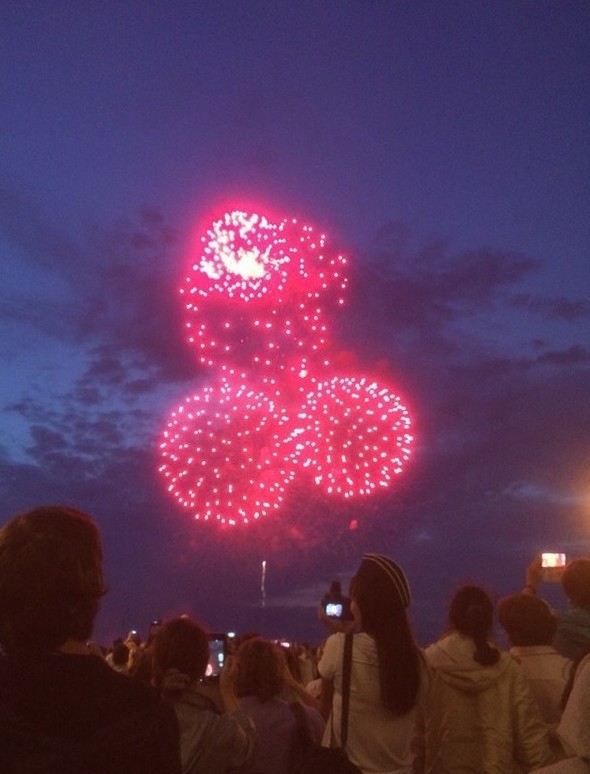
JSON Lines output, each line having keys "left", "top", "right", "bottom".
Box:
{"left": 541, "top": 552, "right": 566, "bottom": 582}
{"left": 324, "top": 602, "right": 344, "bottom": 619}
{"left": 204, "top": 633, "right": 227, "bottom": 680}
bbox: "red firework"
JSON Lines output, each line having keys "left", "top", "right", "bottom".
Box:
{"left": 158, "top": 378, "right": 298, "bottom": 526}
{"left": 293, "top": 376, "right": 413, "bottom": 498}
{"left": 159, "top": 207, "right": 414, "bottom": 527}
{"left": 181, "top": 210, "right": 347, "bottom": 375}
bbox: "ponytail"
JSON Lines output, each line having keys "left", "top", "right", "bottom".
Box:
{"left": 449, "top": 585, "right": 500, "bottom": 666}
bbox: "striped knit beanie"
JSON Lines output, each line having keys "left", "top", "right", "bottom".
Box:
{"left": 358, "top": 553, "right": 411, "bottom": 608}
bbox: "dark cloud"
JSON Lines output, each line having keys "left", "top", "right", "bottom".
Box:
{"left": 83, "top": 354, "right": 128, "bottom": 385}
{"left": 511, "top": 294, "right": 590, "bottom": 321}
{"left": 27, "top": 425, "right": 68, "bottom": 454}
{"left": 74, "top": 212, "right": 200, "bottom": 384}
{"left": 1, "top": 191, "right": 199, "bottom": 387}
{"left": 73, "top": 386, "right": 103, "bottom": 406}
{"left": 344, "top": 227, "right": 540, "bottom": 363}
{"left": 124, "top": 378, "right": 157, "bottom": 397}
{"left": 6, "top": 397, "right": 58, "bottom": 426}
{"left": 536, "top": 345, "right": 590, "bottom": 365}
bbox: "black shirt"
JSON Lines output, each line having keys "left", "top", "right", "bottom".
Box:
{"left": 0, "top": 652, "right": 181, "bottom": 774}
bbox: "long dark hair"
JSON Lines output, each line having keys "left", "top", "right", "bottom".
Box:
{"left": 449, "top": 585, "right": 500, "bottom": 666}
{"left": 351, "top": 561, "right": 420, "bottom": 715}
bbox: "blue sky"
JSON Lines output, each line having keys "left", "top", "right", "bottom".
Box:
{"left": 1, "top": 1, "right": 589, "bottom": 646}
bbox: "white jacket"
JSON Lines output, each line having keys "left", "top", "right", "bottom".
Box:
{"left": 414, "top": 633, "right": 553, "bottom": 773}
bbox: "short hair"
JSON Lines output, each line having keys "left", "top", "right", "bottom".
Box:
{"left": 0, "top": 505, "right": 104, "bottom": 654}
{"left": 497, "top": 593, "right": 556, "bottom": 646}
{"left": 151, "top": 617, "right": 209, "bottom": 690}
{"left": 562, "top": 559, "right": 590, "bottom": 609}
{"left": 234, "top": 637, "right": 284, "bottom": 702}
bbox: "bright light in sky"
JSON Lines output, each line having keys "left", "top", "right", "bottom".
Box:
{"left": 181, "top": 209, "right": 348, "bottom": 376}
{"left": 160, "top": 208, "right": 413, "bottom": 526}
{"left": 198, "top": 211, "right": 279, "bottom": 284}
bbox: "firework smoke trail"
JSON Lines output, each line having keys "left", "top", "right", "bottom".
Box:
{"left": 261, "top": 559, "right": 267, "bottom": 608}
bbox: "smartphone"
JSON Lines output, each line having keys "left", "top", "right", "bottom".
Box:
{"left": 541, "top": 552, "right": 566, "bottom": 568}
{"left": 204, "top": 633, "right": 227, "bottom": 679}
{"left": 541, "top": 552, "right": 566, "bottom": 583}
{"left": 325, "top": 602, "right": 344, "bottom": 619}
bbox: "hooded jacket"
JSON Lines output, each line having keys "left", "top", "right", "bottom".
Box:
{"left": 171, "top": 686, "right": 254, "bottom": 774}
{"left": 414, "top": 632, "right": 553, "bottom": 774}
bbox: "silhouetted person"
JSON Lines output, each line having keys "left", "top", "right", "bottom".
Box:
{"left": 0, "top": 505, "right": 181, "bottom": 774}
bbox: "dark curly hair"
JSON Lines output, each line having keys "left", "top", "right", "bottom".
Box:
{"left": 234, "top": 637, "right": 284, "bottom": 702}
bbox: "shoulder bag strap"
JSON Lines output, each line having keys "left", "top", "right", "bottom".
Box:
{"left": 340, "top": 633, "right": 353, "bottom": 749}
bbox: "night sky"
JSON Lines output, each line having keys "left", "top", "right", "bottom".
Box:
{"left": 1, "top": 1, "right": 589, "bottom": 648}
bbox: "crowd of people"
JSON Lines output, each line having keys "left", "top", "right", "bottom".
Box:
{"left": 0, "top": 504, "right": 589, "bottom": 773}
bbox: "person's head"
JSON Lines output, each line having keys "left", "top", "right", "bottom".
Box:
{"left": 350, "top": 552, "right": 411, "bottom": 631}
{"left": 0, "top": 505, "right": 104, "bottom": 654}
{"left": 449, "top": 585, "right": 500, "bottom": 666}
{"left": 350, "top": 553, "right": 419, "bottom": 715}
{"left": 151, "top": 617, "right": 209, "bottom": 691}
{"left": 497, "top": 593, "right": 557, "bottom": 647}
{"left": 234, "top": 637, "right": 284, "bottom": 702}
{"left": 562, "top": 559, "right": 590, "bottom": 610}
